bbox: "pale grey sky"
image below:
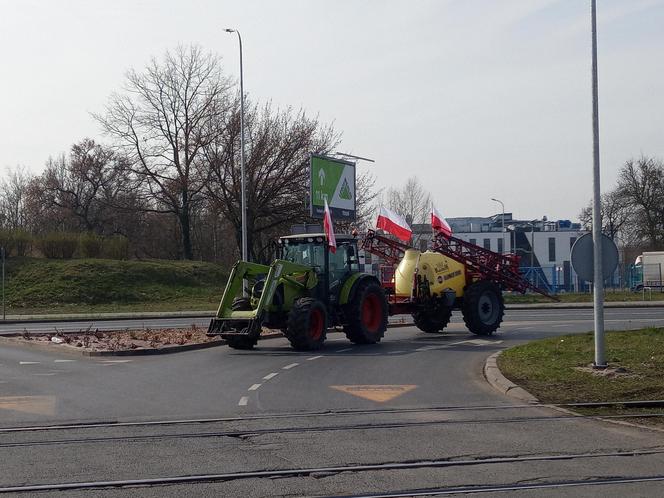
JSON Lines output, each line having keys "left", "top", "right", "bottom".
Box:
{"left": 1, "top": 0, "right": 663, "bottom": 221}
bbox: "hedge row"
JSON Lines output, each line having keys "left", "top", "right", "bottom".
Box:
{"left": 0, "top": 230, "right": 129, "bottom": 260}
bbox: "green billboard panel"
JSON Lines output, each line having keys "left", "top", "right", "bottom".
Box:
{"left": 310, "top": 154, "right": 356, "bottom": 221}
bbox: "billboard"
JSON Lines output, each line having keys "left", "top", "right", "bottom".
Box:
{"left": 310, "top": 154, "right": 356, "bottom": 221}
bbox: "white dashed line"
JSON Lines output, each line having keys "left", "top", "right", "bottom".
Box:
{"left": 283, "top": 363, "right": 299, "bottom": 370}
{"left": 248, "top": 383, "right": 262, "bottom": 391}
{"left": 19, "top": 361, "right": 40, "bottom": 365}
{"left": 388, "top": 350, "right": 406, "bottom": 354}
{"left": 99, "top": 360, "right": 132, "bottom": 363}
{"left": 263, "top": 372, "right": 279, "bottom": 380}
{"left": 306, "top": 355, "right": 323, "bottom": 361}
{"left": 54, "top": 359, "right": 76, "bottom": 363}
{"left": 552, "top": 324, "right": 568, "bottom": 328}
{"left": 336, "top": 348, "right": 353, "bottom": 353}
{"left": 238, "top": 396, "right": 249, "bottom": 406}
{"left": 415, "top": 346, "right": 436, "bottom": 352}
{"left": 33, "top": 373, "right": 57, "bottom": 376}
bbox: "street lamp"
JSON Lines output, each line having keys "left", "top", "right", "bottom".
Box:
{"left": 491, "top": 198, "right": 506, "bottom": 254}
{"left": 224, "top": 28, "right": 248, "bottom": 263}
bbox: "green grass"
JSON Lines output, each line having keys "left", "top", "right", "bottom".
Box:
{"left": 498, "top": 328, "right": 664, "bottom": 426}
{"left": 4, "top": 258, "right": 227, "bottom": 314}
{"left": 504, "top": 290, "right": 664, "bottom": 304}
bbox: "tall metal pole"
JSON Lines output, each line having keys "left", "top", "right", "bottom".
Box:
{"left": 225, "top": 28, "right": 248, "bottom": 263}
{"left": 491, "top": 198, "right": 506, "bottom": 253}
{"left": 530, "top": 223, "right": 535, "bottom": 286}
{"left": 591, "top": 0, "right": 606, "bottom": 367}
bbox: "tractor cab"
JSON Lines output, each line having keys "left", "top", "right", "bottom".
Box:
{"left": 278, "top": 233, "right": 360, "bottom": 304}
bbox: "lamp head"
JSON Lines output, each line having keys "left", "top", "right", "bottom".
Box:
{"left": 224, "top": 28, "right": 235, "bottom": 33}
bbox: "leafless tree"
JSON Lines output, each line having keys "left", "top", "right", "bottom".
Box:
{"left": 0, "top": 166, "right": 33, "bottom": 229}
{"left": 94, "top": 45, "right": 232, "bottom": 259}
{"left": 204, "top": 102, "right": 339, "bottom": 261}
{"left": 579, "top": 189, "right": 633, "bottom": 243}
{"left": 617, "top": 156, "right": 664, "bottom": 249}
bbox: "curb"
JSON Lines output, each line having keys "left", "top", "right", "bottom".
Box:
{"left": 483, "top": 351, "right": 538, "bottom": 403}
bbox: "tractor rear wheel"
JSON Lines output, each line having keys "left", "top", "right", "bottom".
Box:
{"left": 286, "top": 298, "right": 327, "bottom": 351}
{"left": 226, "top": 297, "right": 259, "bottom": 350}
{"left": 343, "top": 280, "right": 388, "bottom": 344}
{"left": 461, "top": 280, "right": 504, "bottom": 335}
{"left": 413, "top": 306, "right": 452, "bottom": 333}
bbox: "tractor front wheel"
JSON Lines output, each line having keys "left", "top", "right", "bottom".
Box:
{"left": 226, "top": 298, "right": 259, "bottom": 350}
{"left": 461, "top": 280, "right": 504, "bottom": 335}
{"left": 286, "top": 298, "right": 327, "bottom": 351}
{"left": 343, "top": 280, "right": 388, "bottom": 344}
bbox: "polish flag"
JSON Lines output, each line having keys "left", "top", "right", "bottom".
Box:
{"left": 431, "top": 205, "right": 453, "bottom": 237}
{"left": 376, "top": 206, "right": 412, "bottom": 242}
{"left": 323, "top": 198, "right": 336, "bottom": 253}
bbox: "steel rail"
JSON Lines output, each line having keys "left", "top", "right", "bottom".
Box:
{"left": 2, "top": 399, "right": 664, "bottom": 434}
{"left": 2, "top": 413, "right": 664, "bottom": 450}
{"left": 1, "top": 449, "right": 663, "bottom": 494}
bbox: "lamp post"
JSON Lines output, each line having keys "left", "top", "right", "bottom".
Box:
{"left": 590, "top": 0, "right": 606, "bottom": 368}
{"left": 491, "top": 198, "right": 506, "bottom": 253}
{"left": 224, "top": 28, "right": 248, "bottom": 263}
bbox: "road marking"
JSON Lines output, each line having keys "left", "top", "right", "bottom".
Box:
{"left": 336, "top": 348, "right": 353, "bottom": 353}
{"left": 263, "top": 373, "right": 279, "bottom": 380}
{"left": 466, "top": 339, "right": 503, "bottom": 346}
{"left": 415, "top": 346, "right": 437, "bottom": 351}
{"left": 283, "top": 363, "right": 299, "bottom": 370}
{"left": 54, "top": 359, "right": 76, "bottom": 363}
{"left": 248, "top": 384, "right": 262, "bottom": 391}
{"left": 19, "top": 361, "right": 40, "bottom": 365}
{"left": 330, "top": 385, "right": 417, "bottom": 403}
{"left": 0, "top": 396, "right": 56, "bottom": 416}
{"left": 552, "top": 324, "right": 568, "bottom": 328}
{"left": 306, "top": 355, "right": 323, "bottom": 361}
{"left": 388, "top": 350, "right": 406, "bottom": 354}
{"left": 33, "top": 373, "right": 57, "bottom": 376}
{"left": 238, "top": 397, "right": 249, "bottom": 406}
{"left": 99, "top": 360, "right": 132, "bottom": 363}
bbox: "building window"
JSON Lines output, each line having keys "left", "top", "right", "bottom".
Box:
{"left": 470, "top": 238, "right": 476, "bottom": 245}
{"left": 549, "top": 237, "right": 556, "bottom": 262}
{"left": 483, "top": 238, "right": 491, "bottom": 250}
{"left": 570, "top": 236, "right": 576, "bottom": 249}
{"left": 497, "top": 238, "right": 504, "bottom": 253}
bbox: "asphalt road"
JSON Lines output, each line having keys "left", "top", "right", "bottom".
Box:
{"left": 1, "top": 307, "right": 664, "bottom": 497}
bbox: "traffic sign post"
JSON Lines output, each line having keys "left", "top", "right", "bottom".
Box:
{"left": 309, "top": 154, "right": 356, "bottom": 221}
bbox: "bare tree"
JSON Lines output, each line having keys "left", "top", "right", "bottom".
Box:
{"left": 617, "top": 156, "right": 664, "bottom": 249}
{"left": 579, "top": 189, "right": 633, "bottom": 243}
{"left": 94, "top": 45, "right": 232, "bottom": 259}
{"left": 385, "top": 176, "right": 432, "bottom": 226}
{"left": 0, "top": 166, "right": 33, "bottom": 229}
{"left": 204, "top": 102, "right": 339, "bottom": 261}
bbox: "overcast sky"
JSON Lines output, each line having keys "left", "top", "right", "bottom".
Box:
{"left": 1, "top": 0, "right": 663, "bottom": 222}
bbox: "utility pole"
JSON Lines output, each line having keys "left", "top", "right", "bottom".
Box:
{"left": 1, "top": 246, "right": 5, "bottom": 321}
{"left": 591, "top": 0, "right": 606, "bottom": 368}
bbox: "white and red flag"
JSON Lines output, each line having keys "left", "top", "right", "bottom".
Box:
{"left": 323, "top": 198, "right": 336, "bottom": 253}
{"left": 376, "top": 206, "right": 412, "bottom": 242}
{"left": 431, "top": 204, "right": 453, "bottom": 237}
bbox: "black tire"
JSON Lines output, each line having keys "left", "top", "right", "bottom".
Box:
{"left": 461, "top": 280, "right": 504, "bottom": 336}
{"left": 343, "top": 279, "right": 388, "bottom": 344}
{"left": 226, "top": 298, "right": 259, "bottom": 350}
{"left": 285, "top": 298, "right": 327, "bottom": 351}
{"left": 413, "top": 306, "right": 452, "bottom": 333}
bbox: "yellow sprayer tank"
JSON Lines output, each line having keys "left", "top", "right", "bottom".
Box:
{"left": 394, "top": 249, "right": 466, "bottom": 298}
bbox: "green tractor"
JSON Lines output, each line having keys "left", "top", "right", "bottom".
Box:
{"left": 207, "top": 233, "right": 389, "bottom": 351}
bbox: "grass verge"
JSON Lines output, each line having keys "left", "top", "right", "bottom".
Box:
{"left": 4, "top": 258, "right": 226, "bottom": 315}
{"left": 498, "top": 328, "right": 664, "bottom": 427}
{"left": 504, "top": 290, "right": 664, "bottom": 304}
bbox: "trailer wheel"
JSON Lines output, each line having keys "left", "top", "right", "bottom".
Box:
{"left": 226, "top": 298, "right": 259, "bottom": 350}
{"left": 343, "top": 280, "right": 388, "bottom": 344}
{"left": 413, "top": 306, "right": 452, "bottom": 333}
{"left": 286, "top": 298, "right": 327, "bottom": 351}
{"left": 462, "top": 280, "right": 504, "bottom": 335}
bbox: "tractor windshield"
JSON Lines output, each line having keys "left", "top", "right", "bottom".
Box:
{"left": 282, "top": 241, "right": 325, "bottom": 271}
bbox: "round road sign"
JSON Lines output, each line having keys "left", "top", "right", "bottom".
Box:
{"left": 570, "top": 233, "right": 619, "bottom": 282}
